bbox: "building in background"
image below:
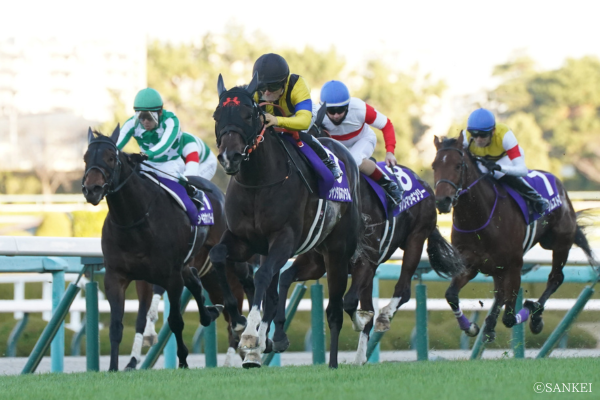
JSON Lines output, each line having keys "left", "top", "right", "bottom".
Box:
{"left": 0, "top": 35, "right": 146, "bottom": 192}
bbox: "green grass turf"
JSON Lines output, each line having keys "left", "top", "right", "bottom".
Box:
{"left": 0, "top": 358, "right": 597, "bottom": 400}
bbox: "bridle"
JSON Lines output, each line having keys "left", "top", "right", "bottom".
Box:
{"left": 82, "top": 138, "right": 134, "bottom": 200}
{"left": 434, "top": 147, "right": 492, "bottom": 207}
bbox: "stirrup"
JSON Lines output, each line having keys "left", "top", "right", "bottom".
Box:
{"left": 191, "top": 189, "right": 205, "bottom": 208}
{"left": 533, "top": 199, "right": 549, "bottom": 214}
{"left": 323, "top": 159, "right": 343, "bottom": 180}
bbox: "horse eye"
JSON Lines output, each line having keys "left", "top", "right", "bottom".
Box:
{"left": 455, "top": 164, "right": 461, "bottom": 171}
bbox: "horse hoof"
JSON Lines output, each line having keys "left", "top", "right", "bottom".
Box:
{"left": 124, "top": 357, "right": 138, "bottom": 371}
{"left": 374, "top": 315, "right": 391, "bottom": 332}
{"left": 224, "top": 347, "right": 242, "bottom": 368}
{"left": 530, "top": 318, "right": 544, "bottom": 334}
{"left": 143, "top": 333, "right": 158, "bottom": 347}
{"left": 352, "top": 310, "right": 375, "bottom": 332}
{"left": 240, "top": 334, "right": 259, "bottom": 350}
{"left": 483, "top": 331, "right": 496, "bottom": 343}
{"left": 273, "top": 337, "right": 290, "bottom": 353}
{"left": 242, "top": 352, "right": 262, "bottom": 369}
{"left": 264, "top": 338, "right": 273, "bottom": 354}
{"left": 465, "top": 322, "right": 480, "bottom": 337}
{"left": 179, "top": 362, "right": 189, "bottom": 369}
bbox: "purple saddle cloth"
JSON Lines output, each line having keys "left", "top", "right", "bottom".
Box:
{"left": 154, "top": 176, "right": 214, "bottom": 226}
{"left": 500, "top": 171, "right": 561, "bottom": 224}
{"left": 281, "top": 134, "right": 352, "bottom": 202}
{"left": 362, "top": 163, "right": 429, "bottom": 219}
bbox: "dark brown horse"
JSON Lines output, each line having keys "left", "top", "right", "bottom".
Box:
{"left": 269, "top": 110, "right": 464, "bottom": 365}
{"left": 208, "top": 74, "right": 362, "bottom": 368}
{"left": 82, "top": 126, "right": 221, "bottom": 371}
{"left": 432, "top": 133, "right": 597, "bottom": 342}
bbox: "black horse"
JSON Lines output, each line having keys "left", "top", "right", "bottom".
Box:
{"left": 82, "top": 126, "right": 221, "bottom": 371}
{"left": 209, "top": 74, "right": 362, "bottom": 368}
{"left": 269, "top": 107, "right": 464, "bottom": 364}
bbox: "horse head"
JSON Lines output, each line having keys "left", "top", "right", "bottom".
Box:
{"left": 432, "top": 131, "right": 469, "bottom": 213}
{"left": 82, "top": 124, "right": 128, "bottom": 205}
{"left": 213, "top": 73, "right": 262, "bottom": 175}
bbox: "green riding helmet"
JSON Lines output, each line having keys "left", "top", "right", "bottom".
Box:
{"left": 133, "top": 88, "right": 163, "bottom": 111}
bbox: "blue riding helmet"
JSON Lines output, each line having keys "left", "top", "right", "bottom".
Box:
{"left": 320, "top": 80, "right": 351, "bottom": 107}
{"left": 467, "top": 108, "right": 496, "bottom": 132}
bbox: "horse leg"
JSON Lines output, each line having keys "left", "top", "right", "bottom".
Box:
{"left": 482, "top": 277, "right": 504, "bottom": 343}
{"left": 164, "top": 275, "right": 189, "bottom": 369}
{"left": 323, "top": 250, "right": 350, "bottom": 369}
{"left": 209, "top": 230, "right": 253, "bottom": 334}
{"left": 182, "top": 266, "right": 222, "bottom": 327}
{"left": 104, "top": 271, "right": 130, "bottom": 372}
{"left": 143, "top": 285, "right": 164, "bottom": 347}
{"left": 376, "top": 234, "right": 427, "bottom": 332}
{"left": 344, "top": 257, "right": 375, "bottom": 333}
{"left": 272, "top": 252, "right": 325, "bottom": 353}
{"left": 445, "top": 267, "right": 479, "bottom": 336}
{"left": 354, "top": 270, "right": 374, "bottom": 366}
{"left": 501, "top": 267, "right": 523, "bottom": 329}
{"left": 234, "top": 261, "right": 255, "bottom": 306}
{"left": 125, "top": 281, "right": 153, "bottom": 370}
{"left": 240, "top": 230, "right": 294, "bottom": 367}
{"left": 527, "top": 246, "right": 569, "bottom": 334}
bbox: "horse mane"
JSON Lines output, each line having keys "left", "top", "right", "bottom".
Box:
{"left": 440, "top": 137, "right": 459, "bottom": 148}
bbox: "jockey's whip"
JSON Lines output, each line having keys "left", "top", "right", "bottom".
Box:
{"left": 275, "top": 133, "right": 314, "bottom": 194}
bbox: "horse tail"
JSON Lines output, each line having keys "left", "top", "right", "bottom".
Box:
{"left": 426, "top": 227, "right": 465, "bottom": 278}
{"left": 574, "top": 210, "right": 600, "bottom": 269}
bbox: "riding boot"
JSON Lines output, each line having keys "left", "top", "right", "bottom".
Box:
{"left": 184, "top": 183, "right": 205, "bottom": 209}
{"left": 376, "top": 172, "right": 404, "bottom": 205}
{"left": 301, "top": 134, "right": 343, "bottom": 179}
{"left": 500, "top": 175, "right": 549, "bottom": 214}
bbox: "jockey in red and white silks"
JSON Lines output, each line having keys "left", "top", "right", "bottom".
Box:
{"left": 314, "top": 80, "right": 403, "bottom": 204}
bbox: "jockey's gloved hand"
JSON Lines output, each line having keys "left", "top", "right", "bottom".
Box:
{"left": 482, "top": 160, "right": 501, "bottom": 172}
{"left": 129, "top": 153, "right": 149, "bottom": 164}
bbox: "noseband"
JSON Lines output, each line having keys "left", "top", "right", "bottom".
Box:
{"left": 82, "top": 138, "right": 132, "bottom": 199}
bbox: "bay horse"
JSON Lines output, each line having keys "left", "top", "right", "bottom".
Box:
{"left": 432, "top": 133, "right": 597, "bottom": 342}
{"left": 268, "top": 109, "right": 464, "bottom": 365}
{"left": 209, "top": 74, "right": 362, "bottom": 368}
{"left": 82, "top": 126, "right": 222, "bottom": 371}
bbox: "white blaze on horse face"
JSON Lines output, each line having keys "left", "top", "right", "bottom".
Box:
{"left": 221, "top": 147, "right": 230, "bottom": 169}
{"left": 354, "top": 332, "right": 369, "bottom": 365}
{"left": 442, "top": 155, "right": 447, "bottom": 163}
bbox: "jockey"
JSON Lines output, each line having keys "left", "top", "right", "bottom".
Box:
{"left": 315, "top": 80, "right": 403, "bottom": 205}
{"left": 180, "top": 132, "right": 218, "bottom": 180}
{"left": 253, "top": 53, "right": 343, "bottom": 179}
{"left": 117, "top": 88, "right": 204, "bottom": 204}
{"left": 463, "top": 108, "right": 549, "bottom": 214}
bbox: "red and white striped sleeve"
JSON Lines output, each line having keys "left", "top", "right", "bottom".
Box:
{"left": 365, "top": 104, "right": 396, "bottom": 153}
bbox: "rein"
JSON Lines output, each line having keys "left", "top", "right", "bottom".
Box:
{"left": 435, "top": 146, "right": 499, "bottom": 233}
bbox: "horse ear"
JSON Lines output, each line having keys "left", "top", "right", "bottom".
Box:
{"left": 246, "top": 72, "right": 258, "bottom": 95}
{"left": 433, "top": 135, "right": 441, "bottom": 150}
{"left": 457, "top": 130, "right": 465, "bottom": 148}
{"left": 88, "top": 127, "right": 95, "bottom": 144}
{"left": 316, "top": 102, "right": 327, "bottom": 126}
{"left": 217, "top": 74, "right": 227, "bottom": 96}
{"left": 110, "top": 123, "right": 120, "bottom": 144}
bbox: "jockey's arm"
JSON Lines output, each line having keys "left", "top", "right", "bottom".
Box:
{"left": 365, "top": 104, "right": 396, "bottom": 153}
{"left": 499, "top": 130, "right": 528, "bottom": 177}
{"left": 116, "top": 117, "right": 136, "bottom": 150}
{"left": 181, "top": 133, "right": 203, "bottom": 176}
{"left": 275, "top": 76, "right": 313, "bottom": 131}
{"left": 146, "top": 115, "right": 181, "bottom": 160}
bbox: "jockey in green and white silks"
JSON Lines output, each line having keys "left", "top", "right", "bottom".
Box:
{"left": 117, "top": 88, "right": 184, "bottom": 182}
{"left": 180, "top": 132, "right": 218, "bottom": 180}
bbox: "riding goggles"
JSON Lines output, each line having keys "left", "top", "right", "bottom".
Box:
{"left": 326, "top": 105, "right": 348, "bottom": 115}
{"left": 135, "top": 111, "right": 159, "bottom": 125}
{"left": 467, "top": 128, "right": 493, "bottom": 138}
{"left": 258, "top": 80, "right": 286, "bottom": 93}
